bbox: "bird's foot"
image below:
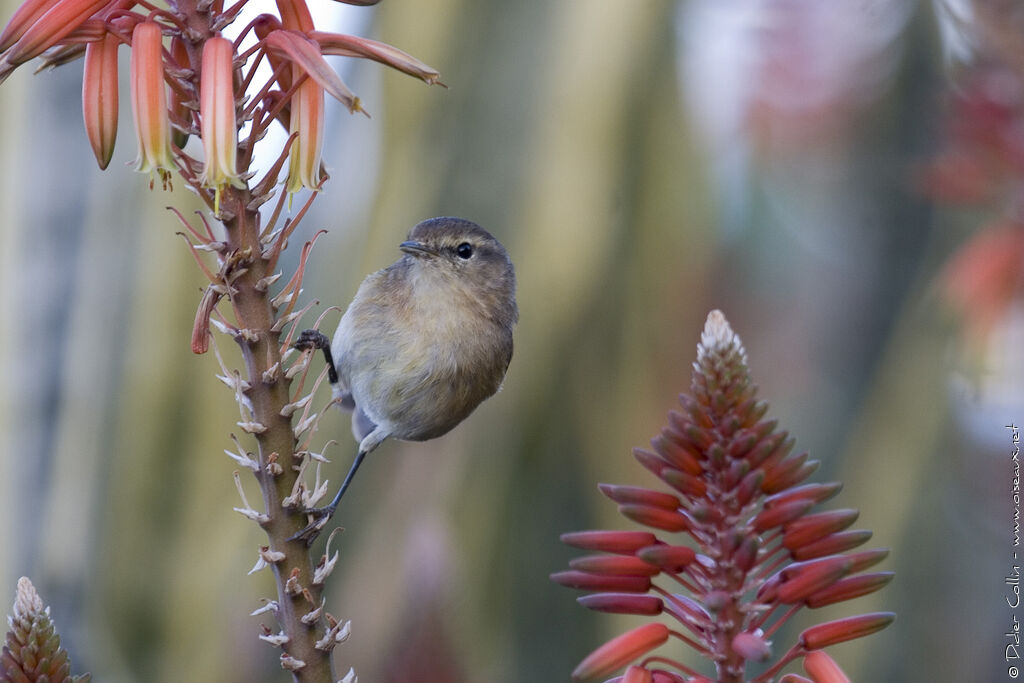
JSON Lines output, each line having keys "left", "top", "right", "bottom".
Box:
{"left": 288, "top": 503, "right": 338, "bottom": 546}
{"left": 293, "top": 328, "right": 330, "bottom": 351}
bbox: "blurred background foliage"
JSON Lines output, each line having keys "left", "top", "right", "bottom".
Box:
{"left": 0, "top": 0, "right": 1022, "bottom": 681}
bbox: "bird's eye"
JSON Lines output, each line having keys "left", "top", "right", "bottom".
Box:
{"left": 456, "top": 242, "right": 474, "bottom": 259}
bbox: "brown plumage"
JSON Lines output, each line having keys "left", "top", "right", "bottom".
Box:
{"left": 291, "top": 217, "right": 517, "bottom": 542}
{"left": 332, "top": 216, "right": 517, "bottom": 448}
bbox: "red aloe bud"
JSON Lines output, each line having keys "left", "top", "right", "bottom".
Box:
{"left": 633, "top": 447, "right": 672, "bottom": 479}
{"left": 806, "top": 571, "right": 895, "bottom": 608}
{"left": 650, "top": 433, "right": 703, "bottom": 475}
{"left": 636, "top": 544, "right": 695, "bottom": 571}
{"left": 752, "top": 499, "right": 814, "bottom": 532}
{"left": 619, "top": 504, "right": 690, "bottom": 532}
{"left": 845, "top": 548, "right": 890, "bottom": 573}
{"left": 599, "top": 484, "right": 680, "bottom": 510}
{"left": 572, "top": 623, "right": 669, "bottom": 680}
{"left": 799, "top": 612, "right": 896, "bottom": 649}
{"left": 659, "top": 468, "right": 707, "bottom": 498}
{"left": 569, "top": 555, "right": 660, "bottom": 577}
{"left": 733, "top": 535, "right": 760, "bottom": 572}
{"left": 764, "top": 482, "right": 843, "bottom": 509}
{"left": 677, "top": 393, "right": 713, "bottom": 428}
{"left": 792, "top": 529, "right": 873, "bottom": 561}
{"left": 761, "top": 452, "right": 809, "bottom": 489}
{"left": 802, "top": 650, "right": 851, "bottom": 683}
{"left": 550, "top": 571, "right": 651, "bottom": 593}
{"left": 577, "top": 593, "right": 664, "bottom": 616}
{"left": 783, "top": 509, "right": 859, "bottom": 550}
{"left": 734, "top": 469, "right": 765, "bottom": 506}
{"left": 776, "top": 556, "right": 853, "bottom": 604}
{"left": 764, "top": 460, "right": 820, "bottom": 494}
{"left": 745, "top": 431, "right": 787, "bottom": 468}
{"left": 561, "top": 530, "right": 658, "bottom": 554}
{"left": 780, "top": 675, "right": 814, "bottom": 683}
{"left": 727, "top": 428, "right": 758, "bottom": 458}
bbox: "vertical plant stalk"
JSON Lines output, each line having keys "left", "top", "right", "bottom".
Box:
{"left": 0, "top": 0, "right": 444, "bottom": 677}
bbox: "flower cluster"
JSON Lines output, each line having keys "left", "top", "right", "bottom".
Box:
{"left": 2, "top": 577, "right": 90, "bottom": 683}
{"left": 553, "top": 311, "right": 894, "bottom": 682}
{"left": 0, "top": 0, "right": 441, "bottom": 204}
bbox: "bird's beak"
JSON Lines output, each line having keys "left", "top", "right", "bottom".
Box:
{"left": 399, "top": 240, "right": 437, "bottom": 257}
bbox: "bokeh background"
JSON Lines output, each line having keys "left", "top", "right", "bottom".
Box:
{"left": 1, "top": 0, "right": 1022, "bottom": 681}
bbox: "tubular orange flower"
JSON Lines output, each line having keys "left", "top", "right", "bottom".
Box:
{"left": 286, "top": 74, "right": 324, "bottom": 193}
{"left": 129, "top": 21, "right": 175, "bottom": 183}
{"left": 199, "top": 35, "right": 244, "bottom": 209}
{"left": 82, "top": 31, "right": 118, "bottom": 169}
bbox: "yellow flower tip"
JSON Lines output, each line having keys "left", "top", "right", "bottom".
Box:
{"left": 130, "top": 21, "right": 176, "bottom": 182}
{"left": 82, "top": 32, "right": 119, "bottom": 170}
{"left": 199, "top": 35, "right": 244, "bottom": 195}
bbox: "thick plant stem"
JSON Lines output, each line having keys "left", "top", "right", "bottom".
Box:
{"left": 221, "top": 189, "right": 335, "bottom": 683}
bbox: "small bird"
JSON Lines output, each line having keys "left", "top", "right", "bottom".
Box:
{"left": 292, "top": 216, "right": 517, "bottom": 542}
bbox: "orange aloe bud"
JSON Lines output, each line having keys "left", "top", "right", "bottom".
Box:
{"left": 199, "top": 35, "right": 244, "bottom": 208}
{"left": 0, "top": 0, "right": 110, "bottom": 74}
{"left": 129, "top": 21, "right": 175, "bottom": 182}
{"left": 82, "top": 31, "right": 118, "bottom": 169}
{"left": 802, "top": 650, "right": 851, "bottom": 683}
{"left": 799, "top": 611, "right": 895, "bottom": 650}
{"left": 572, "top": 623, "right": 669, "bottom": 680}
{"left": 0, "top": 0, "right": 62, "bottom": 51}
{"left": 312, "top": 31, "right": 443, "bottom": 85}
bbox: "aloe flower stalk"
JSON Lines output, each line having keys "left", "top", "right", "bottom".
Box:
{"left": 1, "top": 577, "right": 90, "bottom": 683}
{"left": 0, "top": 0, "right": 445, "bottom": 678}
{"left": 554, "top": 311, "right": 894, "bottom": 683}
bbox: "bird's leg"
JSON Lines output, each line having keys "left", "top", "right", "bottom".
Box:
{"left": 289, "top": 448, "right": 369, "bottom": 545}
{"left": 293, "top": 329, "right": 338, "bottom": 385}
